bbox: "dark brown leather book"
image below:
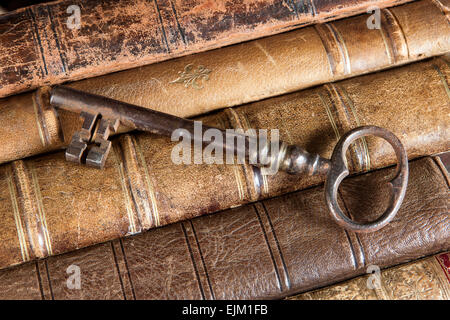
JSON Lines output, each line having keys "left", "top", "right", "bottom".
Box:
{"left": 0, "top": 155, "right": 448, "bottom": 299}
{"left": 1, "top": 0, "right": 448, "bottom": 165}
{"left": 0, "top": 0, "right": 416, "bottom": 99}
{"left": 0, "top": 57, "right": 448, "bottom": 271}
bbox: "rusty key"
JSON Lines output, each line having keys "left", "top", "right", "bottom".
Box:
{"left": 50, "top": 85, "right": 408, "bottom": 233}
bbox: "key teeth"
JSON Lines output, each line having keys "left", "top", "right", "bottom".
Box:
{"left": 66, "top": 133, "right": 88, "bottom": 164}
{"left": 85, "top": 118, "right": 119, "bottom": 169}
{"left": 66, "top": 112, "right": 99, "bottom": 165}
{"left": 66, "top": 113, "right": 119, "bottom": 169}
{"left": 85, "top": 141, "right": 112, "bottom": 169}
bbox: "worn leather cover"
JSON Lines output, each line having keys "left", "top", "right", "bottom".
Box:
{"left": 0, "top": 155, "right": 448, "bottom": 299}
{"left": 0, "top": 58, "right": 448, "bottom": 271}
{"left": 0, "top": 0, "right": 417, "bottom": 99}
{"left": 290, "top": 251, "right": 450, "bottom": 300}
{"left": 1, "top": 0, "right": 448, "bottom": 165}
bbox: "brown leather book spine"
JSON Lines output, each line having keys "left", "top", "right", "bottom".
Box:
{"left": 0, "top": 155, "right": 448, "bottom": 299}
{"left": 1, "top": 0, "right": 448, "bottom": 165}
{"left": 0, "top": 58, "right": 448, "bottom": 271}
{"left": 0, "top": 0, "right": 416, "bottom": 99}
{"left": 289, "top": 252, "right": 450, "bottom": 300}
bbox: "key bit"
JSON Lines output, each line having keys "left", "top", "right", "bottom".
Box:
{"left": 85, "top": 117, "right": 119, "bottom": 168}
{"left": 65, "top": 110, "right": 119, "bottom": 169}
{"left": 65, "top": 112, "right": 98, "bottom": 164}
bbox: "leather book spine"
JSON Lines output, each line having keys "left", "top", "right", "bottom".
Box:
{"left": 0, "top": 0, "right": 416, "bottom": 99}
{"left": 289, "top": 252, "right": 450, "bottom": 300}
{"left": 0, "top": 155, "right": 448, "bottom": 299}
{"left": 0, "top": 0, "right": 448, "bottom": 164}
{"left": 0, "top": 58, "right": 448, "bottom": 270}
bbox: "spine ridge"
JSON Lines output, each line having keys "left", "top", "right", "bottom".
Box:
{"left": 223, "top": 108, "right": 262, "bottom": 201}
{"left": 114, "top": 134, "right": 160, "bottom": 230}
{"left": 431, "top": 0, "right": 450, "bottom": 22}
{"left": 314, "top": 23, "right": 346, "bottom": 77}
{"left": 380, "top": 8, "right": 409, "bottom": 62}
{"left": 10, "top": 161, "right": 51, "bottom": 261}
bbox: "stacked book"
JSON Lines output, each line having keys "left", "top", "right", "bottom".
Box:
{"left": 0, "top": 0, "right": 448, "bottom": 300}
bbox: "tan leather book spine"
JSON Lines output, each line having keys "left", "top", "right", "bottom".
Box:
{"left": 0, "top": 58, "right": 448, "bottom": 270}
{"left": 290, "top": 252, "right": 450, "bottom": 300}
{"left": 0, "top": 0, "right": 415, "bottom": 99}
{"left": 0, "top": 155, "right": 448, "bottom": 299}
{"left": 0, "top": 0, "right": 448, "bottom": 164}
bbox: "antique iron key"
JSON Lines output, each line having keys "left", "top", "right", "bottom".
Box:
{"left": 50, "top": 86, "right": 409, "bottom": 233}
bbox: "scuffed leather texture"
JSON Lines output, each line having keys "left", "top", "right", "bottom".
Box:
{"left": 289, "top": 252, "right": 450, "bottom": 300}
{"left": 0, "top": 155, "right": 448, "bottom": 299}
{"left": 0, "top": 0, "right": 415, "bottom": 99}
{"left": 0, "top": 58, "right": 448, "bottom": 271}
{"left": 0, "top": 0, "right": 449, "bottom": 165}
